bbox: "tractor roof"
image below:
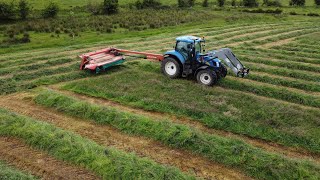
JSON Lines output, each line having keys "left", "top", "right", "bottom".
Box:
{"left": 176, "top": 36, "right": 203, "bottom": 43}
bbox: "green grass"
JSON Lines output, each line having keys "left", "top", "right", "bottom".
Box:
{"left": 33, "top": 89, "right": 320, "bottom": 180}
{"left": 0, "top": 161, "right": 37, "bottom": 180}
{"left": 0, "top": 108, "right": 193, "bottom": 180}
{"left": 2, "top": 0, "right": 319, "bottom": 9}
{"left": 61, "top": 61, "right": 320, "bottom": 154}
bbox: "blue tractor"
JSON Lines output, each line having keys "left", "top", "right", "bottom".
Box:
{"left": 80, "top": 35, "right": 249, "bottom": 86}
{"left": 161, "top": 36, "right": 249, "bottom": 86}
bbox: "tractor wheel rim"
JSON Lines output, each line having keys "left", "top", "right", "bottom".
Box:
{"left": 165, "top": 62, "right": 177, "bottom": 76}
{"left": 200, "top": 73, "right": 211, "bottom": 85}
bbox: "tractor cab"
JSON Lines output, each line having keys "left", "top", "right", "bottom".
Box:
{"left": 161, "top": 35, "right": 249, "bottom": 86}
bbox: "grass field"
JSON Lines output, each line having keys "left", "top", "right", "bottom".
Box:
{"left": 2, "top": 0, "right": 318, "bottom": 9}
{"left": 1, "top": 1, "right": 320, "bottom": 179}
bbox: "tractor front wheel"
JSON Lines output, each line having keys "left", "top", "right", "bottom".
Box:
{"left": 196, "top": 69, "right": 218, "bottom": 86}
{"left": 220, "top": 64, "right": 227, "bottom": 78}
{"left": 161, "top": 57, "right": 181, "bottom": 78}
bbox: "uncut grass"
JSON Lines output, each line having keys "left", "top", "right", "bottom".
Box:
{"left": 62, "top": 61, "right": 320, "bottom": 154}
{"left": 34, "top": 89, "right": 320, "bottom": 180}
{"left": 0, "top": 108, "right": 193, "bottom": 180}
{"left": 0, "top": 160, "right": 37, "bottom": 180}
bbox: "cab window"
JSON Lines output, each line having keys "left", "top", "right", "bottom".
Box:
{"left": 176, "top": 41, "right": 191, "bottom": 59}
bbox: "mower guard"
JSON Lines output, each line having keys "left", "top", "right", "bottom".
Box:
{"left": 211, "top": 48, "right": 249, "bottom": 77}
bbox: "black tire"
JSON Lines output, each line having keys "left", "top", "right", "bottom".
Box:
{"left": 196, "top": 69, "right": 218, "bottom": 86}
{"left": 161, "top": 57, "right": 182, "bottom": 78}
{"left": 220, "top": 64, "right": 227, "bottom": 78}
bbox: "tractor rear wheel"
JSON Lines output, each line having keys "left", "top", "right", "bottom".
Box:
{"left": 161, "top": 57, "right": 181, "bottom": 78}
{"left": 196, "top": 69, "right": 218, "bottom": 86}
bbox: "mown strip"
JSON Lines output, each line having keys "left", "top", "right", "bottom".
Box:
{"left": 245, "top": 73, "right": 320, "bottom": 92}
{"left": 234, "top": 49, "right": 320, "bottom": 65}
{"left": 0, "top": 66, "right": 96, "bottom": 95}
{"left": 242, "top": 61, "right": 320, "bottom": 82}
{"left": 0, "top": 58, "right": 75, "bottom": 76}
{"left": 0, "top": 160, "right": 36, "bottom": 180}
{"left": 0, "top": 108, "right": 193, "bottom": 180}
{"left": 238, "top": 55, "right": 320, "bottom": 73}
{"left": 34, "top": 90, "right": 320, "bottom": 180}
{"left": 221, "top": 77, "right": 320, "bottom": 108}
{"left": 61, "top": 61, "right": 320, "bottom": 154}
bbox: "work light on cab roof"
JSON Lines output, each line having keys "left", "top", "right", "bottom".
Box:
{"left": 79, "top": 36, "right": 249, "bottom": 86}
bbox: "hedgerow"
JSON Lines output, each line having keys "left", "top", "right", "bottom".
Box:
{"left": 0, "top": 108, "right": 193, "bottom": 179}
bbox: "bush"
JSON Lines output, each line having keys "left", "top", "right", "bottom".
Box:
{"left": 0, "top": 2, "right": 16, "bottom": 20}
{"left": 18, "top": 0, "right": 30, "bottom": 20}
{"left": 135, "top": 0, "right": 162, "bottom": 9}
{"left": 289, "top": 0, "right": 305, "bottom": 6}
{"left": 86, "top": 2, "right": 102, "bottom": 15}
{"left": 289, "top": 11, "right": 298, "bottom": 15}
{"left": 217, "top": 0, "right": 225, "bottom": 6}
{"left": 42, "top": 2, "right": 59, "bottom": 18}
{"left": 315, "top": 0, "right": 320, "bottom": 5}
{"left": 231, "top": 0, "right": 236, "bottom": 6}
{"left": 178, "top": 0, "right": 195, "bottom": 7}
{"left": 21, "top": 32, "right": 30, "bottom": 43}
{"left": 102, "top": 0, "right": 118, "bottom": 15}
{"left": 307, "top": 12, "right": 320, "bottom": 16}
{"left": 242, "top": 8, "right": 282, "bottom": 14}
{"left": 202, "top": 0, "right": 209, "bottom": 7}
{"left": 243, "top": 0, "right": 259, "bottom": 7}
{"left": 263, "top": 0, "right": 282, "bottom": 6}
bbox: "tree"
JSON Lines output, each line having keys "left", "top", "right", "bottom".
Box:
{"left": 231, "top": 0, "right": 236, "bottom": 6}
{"left": 42, "top": 2, "right": 59, "bottom": 18}
{"left": 243, "top": 0, "right": 258, "bottom": 7}
{"left": 0, "top": 2, "right": 16, "bottom": 20}
{"left": 315, "top": 0, "right": 320, "bottom": 5}
{"left": 217, "top": 0, "right": 225, "bottom": 7}
{"left": 289, "top": 0, "right": 305, "bottom": 6}
{"left": 18, "top": 0, "right": 30, "bottom": 20}
{"left": 87, "top": 2, "right": 102, "bottom": 15}
{"left": 102, "top": 0, "right": 118, "bottom": 15}
{"left": 178, "top": 0, "right": 195, "bottom": 7}
{"left": 135, "top": 0, "right": 162, "bottom": 9}
{"left": 202, "top": 0, "right": 209, "bottom": 7}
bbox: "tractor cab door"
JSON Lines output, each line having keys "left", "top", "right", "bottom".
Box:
{"left": 175, "top": 41, "right": 192, "bottom": 61}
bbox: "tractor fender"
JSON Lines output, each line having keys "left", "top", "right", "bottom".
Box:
{"left": 164, "top": 50, "right": 185, "bottom": 64}
{"left": 194, "top": 65, "right": 214, "bottom": 77}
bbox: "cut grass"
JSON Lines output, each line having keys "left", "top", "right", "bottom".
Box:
{"left": 0, "top": 108, "right": 193, "bottom": 180}
{"left": 245, "top": 73, "right": 320, "bottom": 92}
{"left": 34, "top": 89, "right": 320, "bottom": 180}
{"left": 62, "top": 61, "right": 320, "bottom": 154}
{"left": 0, "top": 160, "right": 37, "bottom": 180}
{"left": 221, "top": 76, "right": 320, "bottom": 108}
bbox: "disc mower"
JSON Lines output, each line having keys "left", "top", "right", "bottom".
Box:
{"left": 79, "top": 36, "right": 249, "bottom": 86}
